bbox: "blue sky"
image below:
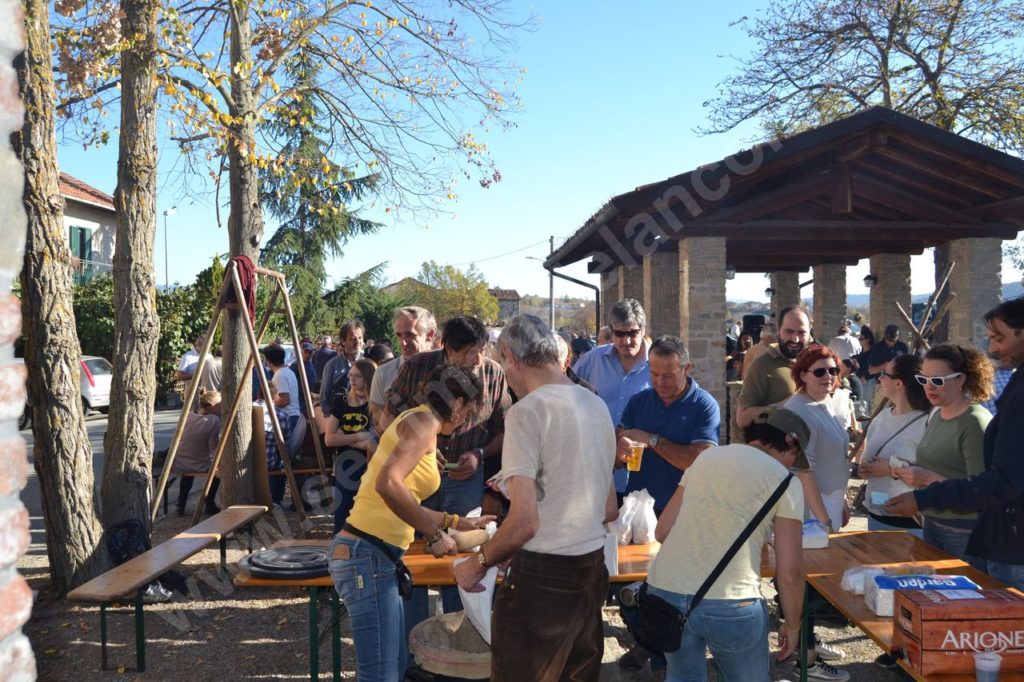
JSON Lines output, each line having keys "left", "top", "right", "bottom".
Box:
{"left": 56, "top": 1, "right": 1022, "bottom": 304}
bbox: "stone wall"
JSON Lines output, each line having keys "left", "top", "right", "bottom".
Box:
{"left": 0, "top": 1, "right": 35, "bottom": 677}
{"left": 813, "top": 264, "right": 847, "bottom": 341}
{"left": 679, "top": 237, "right": 727, "bottom": 437}
{"left": 621, "top": 262, "right": 644, "bottom": 307}
{"left": 643, "top": 250, "right": 681, "bottom": 337}
{"left": 948, "top": 238, "right": 1003, "bottom": 349}
{"left": 869, "top": 254, "right": 912, "bottom": 336}
{"left": 600, "top": 271, "right": 617, "bottom": 326}
{"left": 770, "top": 271, "right": 800, "bottom": 320}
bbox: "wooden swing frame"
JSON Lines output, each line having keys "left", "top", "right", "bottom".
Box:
{"left": 151, "top": 260, "right": 331, "bottom": 527}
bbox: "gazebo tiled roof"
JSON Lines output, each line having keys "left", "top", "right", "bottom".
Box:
{"left": 546, "top": 107, "right": 1024, "bottom": 274}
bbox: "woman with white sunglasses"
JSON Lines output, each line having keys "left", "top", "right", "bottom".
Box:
{"left": 889, "top": 344, "right": 993, "bottom": 559}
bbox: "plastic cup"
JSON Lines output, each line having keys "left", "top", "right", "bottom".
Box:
{"left": 974, "top": 651, "right": 1002, "bottom": 682}
{"left": 626, "top": 444, "right": 644, "bottom": 472}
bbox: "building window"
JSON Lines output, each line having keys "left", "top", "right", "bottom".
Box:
{"left": 69, "top": 225, "right": 93, "bottom": 285}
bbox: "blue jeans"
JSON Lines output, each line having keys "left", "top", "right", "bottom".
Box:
{"left": 405, "top": 468, "right": 486, "bottom": 650}
{"left": 982, "top": 559, "right": 1024, "bottom": 590}
{"left": 923, "top": 517, "right": 975, "bottom": 559}
{"left": 328, "top": 534, "right": 407, "bottom": 682}
{"left": 648, "top": 585, "right": 769, "bottom": 682}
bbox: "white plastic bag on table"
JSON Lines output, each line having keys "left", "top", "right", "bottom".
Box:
{"left": 616, "top": 493, "right": 638, "bottom": 545}
{"left": 630, "top": 489, "right": 657, "bottom": 545}
{"left": 604, "top": 525, "right": 619, "bottom": 576}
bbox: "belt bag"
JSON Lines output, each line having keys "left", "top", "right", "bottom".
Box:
{"left": 344, "top": 523, "right": 414, "bottom": 600}
{"left": 635, "top": 473, "right": 794, "bottom": 654}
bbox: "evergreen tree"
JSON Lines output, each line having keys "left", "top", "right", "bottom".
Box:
{"left": 259, "top": 55, "right": 380, "bottom": 336}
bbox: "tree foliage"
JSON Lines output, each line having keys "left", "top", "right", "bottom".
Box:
{"left": 259, "top": 54, "right": 381, "bottom": 335}
{"left": 408, "top": 260, "right": 499, "bottom": 326}
{"left": 52, "top": 0, "right": 531, "bottom": 209}
{"left": 703, "top": 0, "right": 1024, "bottom": 151}
{"left": 323, "top": 263, "right": 413, "bottom": 345}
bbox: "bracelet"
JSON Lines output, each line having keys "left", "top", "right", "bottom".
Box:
{"left": 784, "top": 620, "right": 801, "bottom": 633}
{"left": 426, "top": 527, "right": 445, "bottom": 546}
{"left": 441, "top": 512, "right": 452, "bottom": 530}
{"left": 451, "top": 514, "right": 460, "bottom": 530}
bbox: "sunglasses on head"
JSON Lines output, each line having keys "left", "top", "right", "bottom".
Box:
{"left": 612, "top": 328, "right": 642, "bottom": 339}
{"left": 915, "top": 372, "right": 963, "bottom": 388}
{"left": 807, "top": 366, "right": 839, "bottom": 377}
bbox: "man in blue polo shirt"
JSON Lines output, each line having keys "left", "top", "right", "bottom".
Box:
{"left": 617, "top": 335, "right": 720, "bottom": 513}
{"left": 572, "top": 298, "right": 651, "bottom": 497}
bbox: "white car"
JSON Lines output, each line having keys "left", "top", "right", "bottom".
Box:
{"left": 16, "top": 355, "right": 113, "bottom": 429}
{"left": 80, "top": 355, "right": 112, "bottom": 414}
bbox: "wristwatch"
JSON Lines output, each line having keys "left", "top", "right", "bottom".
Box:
{"left": 649, "top": 434, "right": 660, "bottom": 449}
{"left": 473, "top": 447, "right": 486, "bottom": 460}
{"left": 476, "top": 548, "right": 491, "bottom": 568}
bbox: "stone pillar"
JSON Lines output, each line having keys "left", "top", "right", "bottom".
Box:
{"left": 869, "top": 254, "right": 912, "bottom": 337}
{"left": 948, "top": 239, "right": 1003, "bottom": 349}
{"left": 770, "top": 271, "right": 800, "bottom": 320}
{"left": 0, "top": 4, "right": 35, "bottom": 675}
{"left": 621, "top": 262, "right": 644, "bottom": 306}
{"left": 599, "top": 271, "right": 617, "bottom": 327}
{"left": 679, "top": 237, "right": 727, "bottom": 437}
{"left": 813, "top": 264, "right": 847, "bottom": 342}
{"left": 644, "top": 250, "right": 681, "bottom": 337}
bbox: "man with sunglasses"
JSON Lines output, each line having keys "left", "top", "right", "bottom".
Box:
{"left": 886, "top": 298, "right": 1024, "bottom": 590}
{"left": 572, "top": 298, "right": 652, "bottom": 498}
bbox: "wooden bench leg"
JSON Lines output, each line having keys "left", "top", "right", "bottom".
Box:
{"left": 100, "top": 603, "right": 108, "bottom": 671}
{"left": 309, "top": 586, "right": 319, "bottom": 682}
{"left": 135, "top": 590, "right": 146, "bottom": 672}
{"left": 331, "top": 590, "right": 341, "bottom": 682}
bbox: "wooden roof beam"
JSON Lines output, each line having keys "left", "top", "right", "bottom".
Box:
{"left": 852, "top": 173, "right": 977, "bottom": 223}
{"left": 874, "top": 146, "right": 1009, "bottom": 199}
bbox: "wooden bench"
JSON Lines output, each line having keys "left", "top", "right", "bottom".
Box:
{"left": 67, "top": 505, "right": 266, "bottom": 672}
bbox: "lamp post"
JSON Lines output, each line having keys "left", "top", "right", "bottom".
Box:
{"left": 526, "top": 236, "right": 555, "bottom": 329}
{"left": 162, "top": 206, "right": 176, "bottom": 290}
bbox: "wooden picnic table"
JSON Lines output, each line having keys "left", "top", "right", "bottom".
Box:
{"left": 232, "top": 538, "right": 663, "bottom": 681}
{"left": 798, "top": 531, "right": 1024, "bottom": 682}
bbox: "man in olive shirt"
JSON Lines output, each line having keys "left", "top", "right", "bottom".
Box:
{"left": 736, "top": 305, "right": 813, "bottom": 432}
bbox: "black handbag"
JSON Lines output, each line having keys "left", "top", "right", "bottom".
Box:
{"left": 634, "top": 473, "right": 794, "bottom": 654}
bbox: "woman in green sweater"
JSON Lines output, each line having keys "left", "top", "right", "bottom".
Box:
{"left": 891, "top": 344, "right": 993, "bottom": 559}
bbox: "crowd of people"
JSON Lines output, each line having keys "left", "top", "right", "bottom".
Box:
{"left": 165, "top": 294, "right": 1024, "bottom": 682}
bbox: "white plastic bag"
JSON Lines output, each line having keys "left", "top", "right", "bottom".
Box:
{"left": 616, "top": 494, "right": 638, "bottom": 545}
{"left": 630, "top": 490, "right": 657, "bottom": 545}
{"left": 603, "top": 525, "right": 619, "bottom": 576}
{"left": 454, "top": 557, "right": 498, "bottom": 644}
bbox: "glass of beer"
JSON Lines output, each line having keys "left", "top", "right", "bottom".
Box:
{"left": 626, "top": 443, "right": 645, "bottom": 472}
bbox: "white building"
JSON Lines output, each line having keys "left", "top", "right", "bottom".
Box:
{"left": 61, "top": 172, "right": 115, "bottom": 284}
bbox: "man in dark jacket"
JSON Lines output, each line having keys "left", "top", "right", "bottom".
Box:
{"left": 886, "top": 297, "right": 1024, "bottom": 589}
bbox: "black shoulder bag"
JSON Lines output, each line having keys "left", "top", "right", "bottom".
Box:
{"left": 635, "top": 473, "right": 795, "bottom": 654}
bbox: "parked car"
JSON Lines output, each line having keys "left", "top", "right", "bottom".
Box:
{"left": 16, "top": 355, "right": 113, "bottom": 429}
{"left": 80, "top": 355, "right": 112, "bottom": 414}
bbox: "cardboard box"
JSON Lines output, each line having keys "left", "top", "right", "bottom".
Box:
{"left": 892, "top": 589, "right": 1024, "bottom": 675}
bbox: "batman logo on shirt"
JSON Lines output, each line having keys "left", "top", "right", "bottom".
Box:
{"left": 341, "top": 412, "right": 370, "bottom": 433}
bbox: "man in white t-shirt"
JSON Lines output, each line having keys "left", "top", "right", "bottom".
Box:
{"left": 265, "top": 343, "right": 301, "bottom": 424}
{"left": 454, "top": 314, "right": 617, "bottom": 682}
{"left": 175, "top": 334, "right": 205, "bottom": 381}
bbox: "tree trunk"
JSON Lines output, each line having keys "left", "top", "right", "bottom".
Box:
{"left": 14, "top": 0, "right": 109, "bottom": 594}
{"left": 101, "top": 0, "right": 160, "bottom": 531}
{"left": 931, "top": 245, "right": 951, "bottom": 343}
{"left": 220, "top": 1, "right": 263, "bottom": 505}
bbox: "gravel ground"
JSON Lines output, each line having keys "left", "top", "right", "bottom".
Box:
{"left": 23, "top": 483, "right": 909, "bottom": 681}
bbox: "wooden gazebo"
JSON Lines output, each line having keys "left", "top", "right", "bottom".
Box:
{"left": 545, "top": 106, "right": 1024, "bottom": 418}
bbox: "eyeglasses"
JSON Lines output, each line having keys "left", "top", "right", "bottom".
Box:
{"left": 807, "top": 367, "right": 839, "bottom": 377}
{"left": 612, "top": 328, "right": 643, "bottom": 339}
{"left": 880, "top": 371, "right": 898, "bottom": 379}
{"left": 915, "top": 372, "right": 963, "bottom": 388}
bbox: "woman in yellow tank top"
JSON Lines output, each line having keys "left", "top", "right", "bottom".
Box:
{"left": 328, "top": 364, "right": 495, "bottom": 681}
